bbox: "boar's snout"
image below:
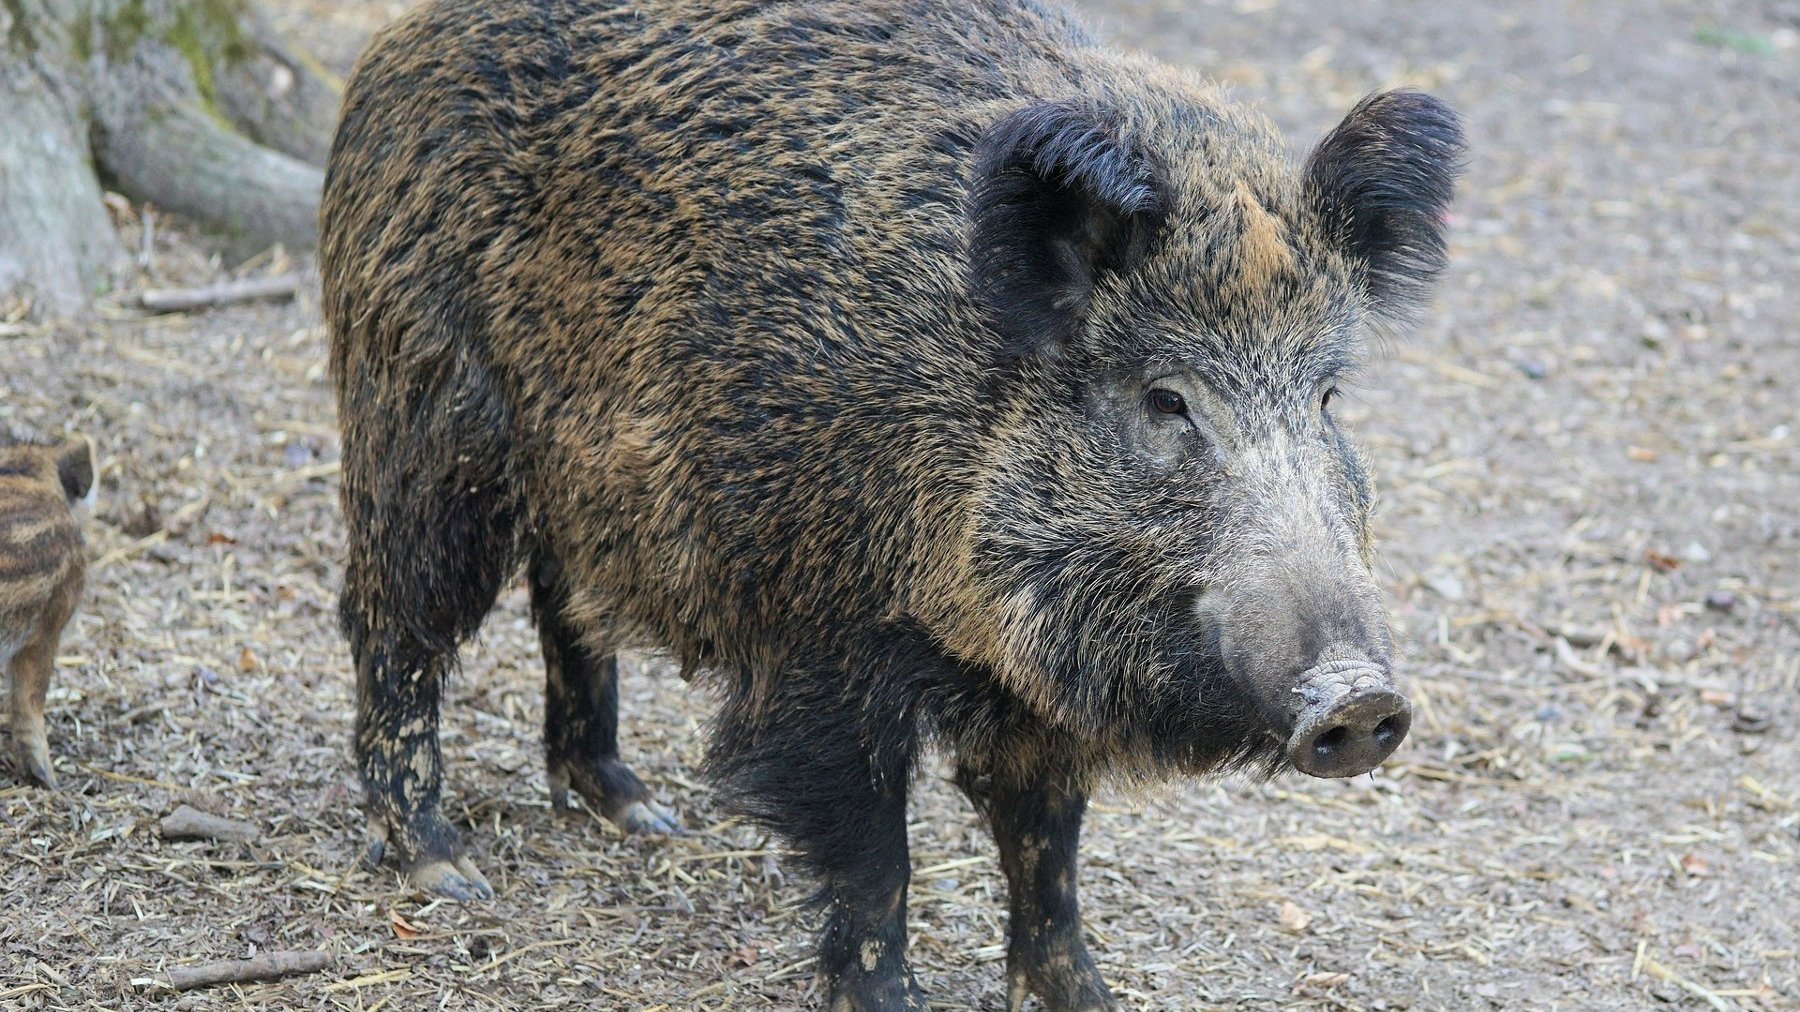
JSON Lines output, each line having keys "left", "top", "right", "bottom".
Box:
{"left": 1197, "top": 580, "right": 1409, "bottom": 778}
{"left": 1285, "top": 654, "right": 1410, "bottom": 778}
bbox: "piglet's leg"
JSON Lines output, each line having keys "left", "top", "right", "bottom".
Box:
{"left": 7, "top": 634, "right": 57, "bottom": 788}
{"left": 962, "top": 766, "right": 1119, "bottom": 1012}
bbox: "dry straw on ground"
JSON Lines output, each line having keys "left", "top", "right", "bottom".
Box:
{"left": 3, "top": 0, "right": 1797, "bottom": 1009}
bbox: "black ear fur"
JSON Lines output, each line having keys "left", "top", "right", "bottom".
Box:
{"left": 55, "top": 436, "right": 95, "bottom": 503}
{"left": 1305, "top": 89, "right": 1466, "bottom": 317}
{"left": 969, "top": 102, "right": 1165, "bottom": 358}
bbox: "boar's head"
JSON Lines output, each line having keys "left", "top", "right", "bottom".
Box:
{"left": 949, "top": 89, "right": 1464, "bottom": 779}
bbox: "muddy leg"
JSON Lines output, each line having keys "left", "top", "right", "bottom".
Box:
{"left": 712, "top": 679, "right": 924, "bottom": 1010}
{"left": 333, "top": 307, "right": 517, "bottom": 900}
{"left": 531, "top": 573, "right": 676, "bottom": 834}
{"left": 7, "top": 635, "right": 56, "bottom": 788}
{"left": 961, "top": 766, "right": 1118, "bottom": 1012}
{"left": 815, "top": 787, "right": 922, "bottom": 1011}
{"left": 352, "top": 640, "right": 491, "bottom": 900}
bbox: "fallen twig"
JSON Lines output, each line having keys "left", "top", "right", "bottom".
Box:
{"left": 135, "top": 273, "right": 301, "bottom": 313}
{"left": 159, "top": 804, "right": 260, "bottom": 843}
{"left": 1640, "top": 953, "right": 1732, "bottom": 1011}
{"left": 138, "top": 950, "right": 330, "bottom": 991}
{"left": 321, "top": 967, "right": 412, "bottom": 992}
{"left": 1552, "top": 636, "right": 1606, "bottom": 679}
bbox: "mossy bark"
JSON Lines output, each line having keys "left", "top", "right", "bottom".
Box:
{"left": 0, "top": 0, "right": 334, "bottom": 316}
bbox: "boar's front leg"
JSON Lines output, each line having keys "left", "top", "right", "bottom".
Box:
{"left": 959, "top": 762, "right": 1119, "bottom": 1012}
{"left": 814, "top": 786, "right": 922, "bottom": 1011}
{"left": 713, "top": 681, "right": 924, "bottom": 1010}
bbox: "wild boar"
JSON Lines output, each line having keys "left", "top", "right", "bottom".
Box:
{"left": 321, "top": 0, "right": 1463, "bottom": 1007}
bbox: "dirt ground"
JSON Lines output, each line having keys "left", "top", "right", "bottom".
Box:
{"left": 3, "top": 0, "right": 1796, "bottom": 1009}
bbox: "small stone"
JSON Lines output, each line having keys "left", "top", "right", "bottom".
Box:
{"left": 284, "top": 440, "right": 314, "bottom": 468}
{"left": 1278, "top": 900, "right": 1311, "bottom": 933}
{"left": 1424, "top": 570, "right": 1465, "bottom": 601}
{"left": 1731, "top": 710, "right": 1772, "bottom": 735}
{"left": 1703, "top": 590, "right": 1738, "bottom": 612}
{"left": 1640, "top": 317, "right": 1671, "bottom": 347}
{"left": 1515, "top": 360, "right": 1547, "bottom": 379}
{"left": 1681, "top": 540, "right": 1712, "bottom": 563}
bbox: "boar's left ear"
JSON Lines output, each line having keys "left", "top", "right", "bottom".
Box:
{"left": 1305, "top": 90, "right": 1466, "bottom": 319}
{"left": 55, "top": 436, "right": 95, "bottom": 504}
{"left": 969, "top": 102, "right": 1166, "bottom": 358}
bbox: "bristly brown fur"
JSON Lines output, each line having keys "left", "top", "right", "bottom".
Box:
{"left": 1, "top": 435, "right": 94, "bottom": 789}
{"left": 322, "top": 1, "right": 1463, "bottom": 1006}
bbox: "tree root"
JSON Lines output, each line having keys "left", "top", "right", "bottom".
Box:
{"left": 0, "top": 0, "right": 338, "bottom": 317}
{"left": 94, "top": 95, "right": 324, "bottom": 254}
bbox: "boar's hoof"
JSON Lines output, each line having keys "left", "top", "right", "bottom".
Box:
{"left": 1006, "top": 975, "right": 1119, "bottom": 1012}
{"left": 827, "top": 973, "right": 926, "bottom": 1012}
{"left": 408, "top": 856, "right": 495, "bottom": 902}
{"left": 1006, "top": 948, "right": 1120, "bottom": 1012}
{"left": 362, "top": 811, "right": 495, "bottom": 901}
{"left": 1288, "top": 680, "right": 1411, "bottom": 779}
{"left": 614, "top": 799, "right": 682, "bottom": 834}
{"left": 549, "top": 759, "right": 681, "bottom": 835}
{"left": 13, "top": 736, "right": 56, "bottom": 789}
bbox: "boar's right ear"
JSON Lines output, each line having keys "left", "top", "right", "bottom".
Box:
{"left": 1305, "top": 90, "right": 1466, "bottom": 319}
{"left": 969, "top": 103, "right": 1166, "bottom": 358}
{"left": 55, "top": 436, "right": 95, "bottom": 504}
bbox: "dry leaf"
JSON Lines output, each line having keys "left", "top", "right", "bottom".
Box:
{"left": 238, "top": 646, "right": 259, "bottom": 673}
{"left": 390, "top": 910, "right": 420, "bottom": 939}
{"left": 1278, "top": 900, "right": 1311, "bottom": 934}
{"left": 1679, "top": 854, "right": 1710, "bottom": 878}
{"left": 1296, "top": 971, "right": 1349, "bottom": 992}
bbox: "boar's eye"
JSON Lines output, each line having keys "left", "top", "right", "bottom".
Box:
{"left": 1321, "top": 386, "right": 1339, "bottom": 411}
{"left": 1149, "top": 388, "right": 1188, "bottom": 416}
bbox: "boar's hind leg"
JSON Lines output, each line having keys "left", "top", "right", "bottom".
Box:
{"left": 530, "top": 570, "right": 677, "bottom": 834}
{"left": 958, "top": 764, "right": 1119, "bottom": 1012}
{"left": 345, "top": 630, "right": 493, "bottom": 901}
{"left": 338, "top": 362, "right": 518, "bottom": 902}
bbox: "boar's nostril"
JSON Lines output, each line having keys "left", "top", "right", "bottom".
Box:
{"left": 1311, "top": 725, "right": 1349, "bottom": 760}
{"left": 1372, "top": 714, "right": 1403, "bottom": 749}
